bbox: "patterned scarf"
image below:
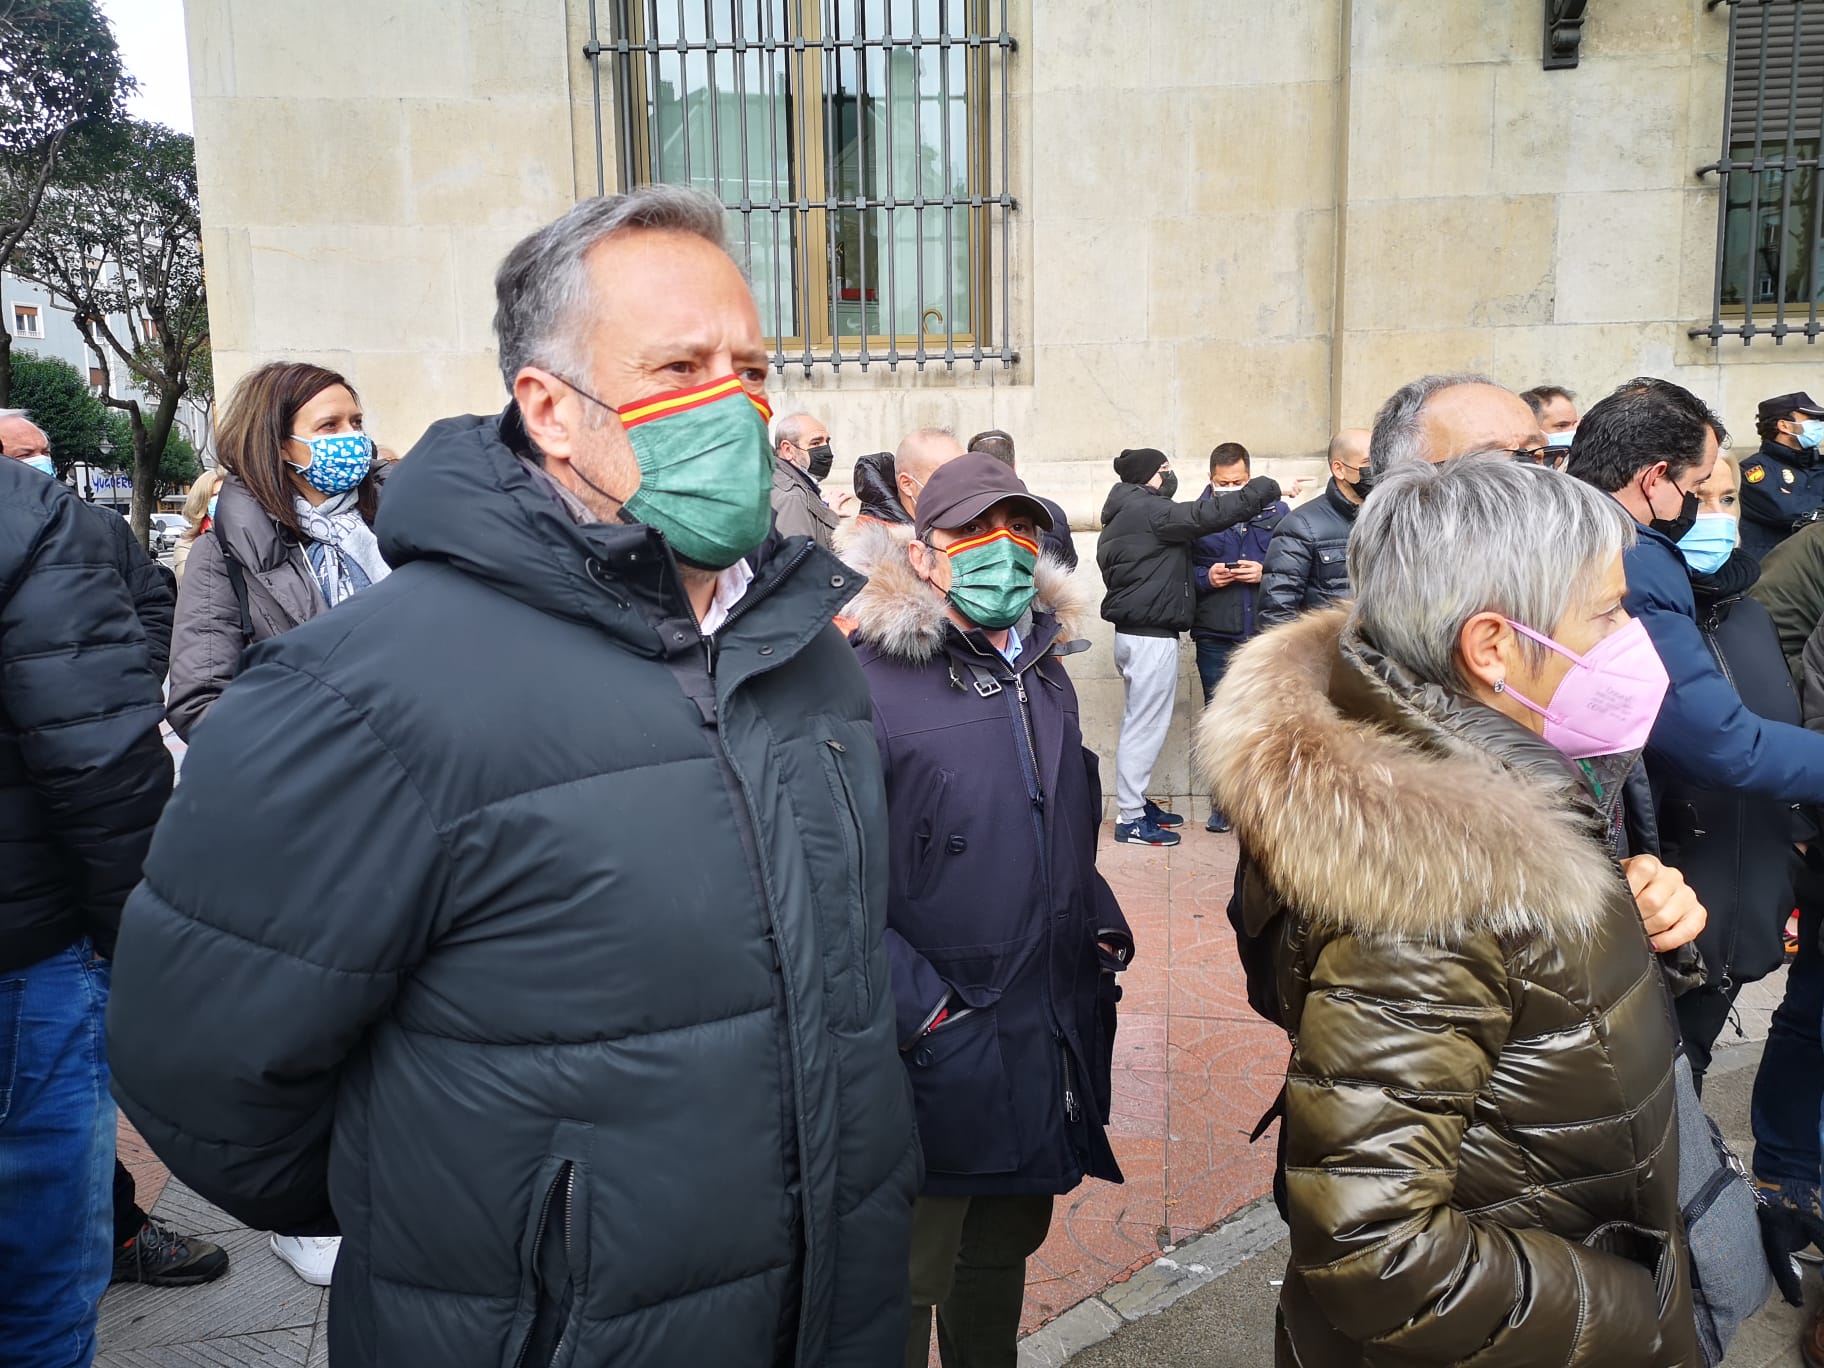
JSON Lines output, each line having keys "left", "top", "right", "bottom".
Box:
{"left": 294, "top": 489, "right": 390, "bottom": 607}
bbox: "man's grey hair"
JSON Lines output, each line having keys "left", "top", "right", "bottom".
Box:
{"left": 1368, "top": 372, "right": 1500, "bottom": 475}
{"left": 772, "top": 411, "right": 819, "bottom": 450}
{"left": 1347, "top": 453, "right": 1635, "bottom": 692}
{"left": 0, "top": 408, "right": 46, "bottom": 445}
{"left": 493, "top": 186, "right": 730, "bottom": 391}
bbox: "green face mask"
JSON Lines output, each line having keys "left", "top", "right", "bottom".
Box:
{"left": 571, "top": 373, "right": 775, "bottom": 570}
{"left": 941, "top": 527, "right": 1038, "bottom": 630}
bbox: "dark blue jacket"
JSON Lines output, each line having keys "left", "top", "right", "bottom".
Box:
{"left": 1191, "top": 493, "right": 1288, "bottom": 642}
{"left": 1626, "top": 521, "right": 1824, "bottom": 804}
{"left": 1739, "top": 437, "right": 1824, "bottom": 563}
{"left": 847, "top": 546, "right": 1130, "bottom": 1197}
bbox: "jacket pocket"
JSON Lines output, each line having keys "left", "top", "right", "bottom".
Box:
{"left": 906, "top": 1001, "right": 1020, "bottom": 1176}
{"left": 508, "top": 1124, "right": 592, "bottom": 1368}
{"left": 0, "top": 978, "right": 21, "bottom": 1127}
{"left": 1582, "top": 1220, "right": 1676, "bottom": 1318}
{"left": 905, "top": 769, "right": 956, "bottom": 901}
{"left": 819, "top": 738, "right": 874, "bottom": 1021}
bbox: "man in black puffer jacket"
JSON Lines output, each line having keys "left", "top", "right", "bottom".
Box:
{"left": 1096, "top": 448, "right": 1280, "bottom": 846}
{"left": 107, "top": 187, "right": 918, "bottom": 1368}
{"left": 1257, "top": 428, "right": 1372, "bottom": 628}
{"left": 0, "top": 456, "right": 173, "bottom": 1362}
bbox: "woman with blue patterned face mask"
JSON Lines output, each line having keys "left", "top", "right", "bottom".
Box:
{"left": 1663, "top": 449, "right": 1810, "bottom": 1089}
{"left": 165, "top": 360, "right": 399, "bottom": 1283}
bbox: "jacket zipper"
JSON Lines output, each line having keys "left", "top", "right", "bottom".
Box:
{"left": 1699, "top": 605, "right": 1743, "bottom": 993}
{"left": 705, "top": 541, "right": 815, "bottom": 672}
{"left": 825, "top": 739, "right": 872, "bottom": 1018}
{"left": 512, "top": 1160, "right": 575, "bottom": 1368}
{"left": 1001, "top": 669, "right": 1080, "bottom": 1128}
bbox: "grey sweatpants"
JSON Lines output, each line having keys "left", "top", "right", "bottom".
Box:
{"left": 1113, "top": 631, "right": 1179, "bottom": 822}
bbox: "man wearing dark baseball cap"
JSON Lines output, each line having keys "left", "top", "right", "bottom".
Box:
{"left": 1095, "top": 447, "right": 1281, "bottom": 846}
{"left": 1740, "top": 391, "right": 1824, "bottom": 563}
{"left": 844, "top": 450, "right": 1133, "bottom": 1365}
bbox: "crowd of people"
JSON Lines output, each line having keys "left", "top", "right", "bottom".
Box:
{"left": 6, "top": 182, "right": 1824, "bottom": 1368}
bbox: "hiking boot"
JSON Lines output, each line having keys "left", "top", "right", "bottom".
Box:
{"left": 271, "top": 1233, "right": 340, "bottom": 1286}
{"left": 1142, "top": 799, "right": 1183, "bottom": 828}
{"left": 111, "top": 1220, "right": 229, "bottom": 1287}
{"left": 1205, "top": 809, "right": 1232, "bottom": 834}
{"left": 1115, "top": 816, "right": 1180, "bottom": 847}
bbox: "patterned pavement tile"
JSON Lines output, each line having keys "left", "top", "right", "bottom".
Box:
{"left": 95, "top": 1327, "right": 314, "bottom": 1367}
{"left": 99, "top": 1225, "right": 324, "bottom": 1351}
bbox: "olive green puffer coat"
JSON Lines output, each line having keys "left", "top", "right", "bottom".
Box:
{"left": 1197, "top": 610, "right": 1699, "bottom": 1368}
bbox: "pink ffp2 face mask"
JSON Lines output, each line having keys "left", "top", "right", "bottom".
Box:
{"left": 1496, "top": 617, "right": 1670, "bottom": 760}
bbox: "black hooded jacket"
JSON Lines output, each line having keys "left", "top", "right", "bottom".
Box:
{"left": 0, "top": 460, "right": 172, "bottom": 972}
{"left": 108, "top": 407, "right": 920, "bottom": 1368}
{"left": 1095, "top": 476, "right": 1282, "bottom": 636}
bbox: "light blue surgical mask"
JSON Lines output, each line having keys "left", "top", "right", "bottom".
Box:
{"left": 206, "top": 494, "right": 219, "bottom": 521}
{"left": 20, "top": 454, "right": 54, "bottom": 477}
{"left": 287, "top": 431, "right": 373, "bottom": 495}
{"left": 1545, "top": 430, "right": 1576, "bottom": 450}
{"left": 1677, "top": 512, "right": 1739, "bottom": 576}
{"left": 1800, "top": 419, "right": 1824, "bottom": 450}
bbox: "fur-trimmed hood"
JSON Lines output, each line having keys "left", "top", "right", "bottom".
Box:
{"left": 845, "top": 533, "right": 1090, "bottom": 663}
{"left": 1194, "top": 609, "right": 1620, "bottom": 945}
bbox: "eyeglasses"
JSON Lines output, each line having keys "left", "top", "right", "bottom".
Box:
{"left": 1502, "top": 446, "right": 1552, "bottom": 466}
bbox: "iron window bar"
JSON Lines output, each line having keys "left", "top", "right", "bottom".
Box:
{"left": 586, "top": 0, "right": 1018, "bottom": 375}
{"left": 1694, "top": 0, "right": 1824, "bottom": 345}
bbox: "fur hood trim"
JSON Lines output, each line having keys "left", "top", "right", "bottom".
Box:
{"left": 1194, "top": 610, "right": 1615, "bottom": 945}
{"left": 845, "top": 537, "right": 1090, "bottom": 663}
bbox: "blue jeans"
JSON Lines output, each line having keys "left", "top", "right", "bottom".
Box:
{"left": 1753, "top": 900, "right": 1824, "bottom": 1190}
{"left": 1195, "top": 638, "right": 1240, "bottom": 706}
{"left": 0, "top": 942, "right": 115, "bottom": 1368}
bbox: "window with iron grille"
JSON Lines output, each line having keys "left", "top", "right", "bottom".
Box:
{"left": 1695, "top": 0, "right": 1824, "bottom": 344}
{"left": 586, "top": 1, "right": 1016, "bottom": 374}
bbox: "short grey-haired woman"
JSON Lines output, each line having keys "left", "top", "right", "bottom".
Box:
{"left": 1198, "top": 455, "right": 1702, "bottom": 1366}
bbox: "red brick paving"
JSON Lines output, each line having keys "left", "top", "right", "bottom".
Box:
{"left": 108, "top": 823, "right": 1283, "bottom": 1343}
{"left": 1020, "top": 825, "right": 1282, "bottom": 1334}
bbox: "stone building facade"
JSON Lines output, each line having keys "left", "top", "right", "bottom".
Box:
{"left": 179, "top": 0, "right": 1820, "bottom": 800}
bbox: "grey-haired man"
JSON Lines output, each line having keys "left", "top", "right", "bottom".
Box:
{"left": 108, "top": 187, "right": 919, "bottom": 1368}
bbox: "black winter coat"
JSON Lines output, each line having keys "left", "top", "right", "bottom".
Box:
{"left": 1096, "top": 476, "right": 1282, "bottom": 637}
{"left": 108, "top": 408, "right": 919, "bottom": 1368}
{"left": 1652, "top": 550, "right": 1806, "bottom": 993}
{"left": 853, "top": 451, "right": 912, "bottom": 525}
{"left": 1190, "top": 494, "right": 1288, "bottom": 642}
{"left": 0, "top": 460, "right": 171, "bottom": 972}
{"left": 847, "top": 545, "right": 1131, "bottom": 1197}
{"left": 1739, "top": 437, "right": 1824, "bottom": 564}
{"left": 1257, "top": 479, "right": 1358, "bottom": 628}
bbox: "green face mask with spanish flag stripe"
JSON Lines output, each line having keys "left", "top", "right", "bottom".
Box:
{"left": 614, "top": 374, "right": 775, "bottom": 571}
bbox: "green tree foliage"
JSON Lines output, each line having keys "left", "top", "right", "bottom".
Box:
{"left": 22, "top": 120, "right": 208, "bottom": 548}
{"left": 5, "top": 350, "right": 108, "bottom": 474}
{"left": 0, "top": 0, "right": 129, "bottom": 404}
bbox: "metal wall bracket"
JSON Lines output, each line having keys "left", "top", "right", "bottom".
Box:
{"left": 1545, "top": 0, "right": 1590, "bottom": 70}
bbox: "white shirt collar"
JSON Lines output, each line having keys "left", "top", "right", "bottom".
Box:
{"left": 698, "top": 557, "right": 756, "bottom": 637}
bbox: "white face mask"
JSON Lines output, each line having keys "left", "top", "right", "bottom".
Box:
{"left": 1545, "top": 430, "right": 1576, "bottom": 450}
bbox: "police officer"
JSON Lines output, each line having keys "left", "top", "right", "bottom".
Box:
{"left": 1739, "top": 391, "right": 1824, "bottom": 563}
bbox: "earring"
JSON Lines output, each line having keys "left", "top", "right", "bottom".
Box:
{"left": 1493, "top": 679, "right": 1507, "bottom": 693}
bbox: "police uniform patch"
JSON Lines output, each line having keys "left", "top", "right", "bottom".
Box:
{"left": 1748, "top": 465, "right": 1767, "bottom": 483}
{"left": 1785, "top": 467, "right": 1798, "bottom": 485}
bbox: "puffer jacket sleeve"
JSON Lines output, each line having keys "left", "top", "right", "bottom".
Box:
{"left": 1257, "top": 516, "right": 1316, "bottom": 628}
{"left": 109, "top": 655, "right": 449, "bottom": 1236}
{"left": 1804, "top": 616, "right": 1824, "bottom": 730}
{"left": 1287, "top": 931, "right": 1676, "bottom": 1365}
{"left": 1, "top": 490, "right": 172, "bottom": 954}
{"left": 104, "top": 512, "right": 175, "bottom": 681}
{"left": 1148, "top": 477, "right": 1281, "bottom": 544}
{"left": 165, "top": 528, "right": 242, "bottom": 741}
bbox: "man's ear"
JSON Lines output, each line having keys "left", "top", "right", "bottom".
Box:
{"left": 514, "top": 367, "right": 578, "bottom": 465}
{"left": 907, "top": 537, "right": 933, "bottom": 583}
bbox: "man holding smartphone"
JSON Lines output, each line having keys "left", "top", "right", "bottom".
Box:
{"left": 1190, "top": 442, "right": 1294, "bottom": 832}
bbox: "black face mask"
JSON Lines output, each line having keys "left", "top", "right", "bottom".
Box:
{"left": 1648, "top": 482, "right": 1699, "bottom": 543}
{"left": 1351, "top": 465, "right": 1375, "bottom": 498}
{"left": 1156, "top": 471, "right": 1179, "bottom": 498}
{"left": 806, "top": 441, "right": 834, "bottom": 480}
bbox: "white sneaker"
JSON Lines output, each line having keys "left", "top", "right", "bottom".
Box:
{"left": 270, "top": 1233, "right": 340, "bottom": 1286}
